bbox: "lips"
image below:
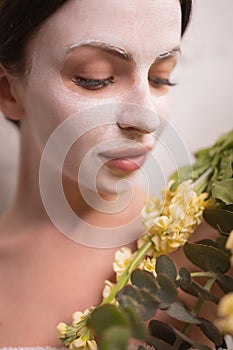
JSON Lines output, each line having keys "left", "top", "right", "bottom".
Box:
{"left": 99, "top": 144, "right": 151, "bottom": 172}
{"left": 105, "top": 155, "right": 147, "bottom": 171}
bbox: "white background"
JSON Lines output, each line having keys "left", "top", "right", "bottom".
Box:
{"left": 0, "top": 0, "right": 233, "bottom": 213}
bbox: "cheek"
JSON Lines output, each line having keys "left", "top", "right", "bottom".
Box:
{"left": 22, "top": 78, "right": 85, "bottom": 149}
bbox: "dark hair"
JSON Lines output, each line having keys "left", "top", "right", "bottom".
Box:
{"left": 0, "top": 0, "right": 69, "bottom": 74}
{"left": 180, "top": 0, "right": 192, "bottom": 37}
{"left": 0, "top": 0, "right": 192, "bottom": 125}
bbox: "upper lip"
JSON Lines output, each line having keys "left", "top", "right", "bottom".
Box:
{"left": 99, "top": 145, "right": 152, "bottom": 159}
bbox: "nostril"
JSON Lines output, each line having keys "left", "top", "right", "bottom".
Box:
{"left": 117, "top": 121, "right": 151, "bottom": 134}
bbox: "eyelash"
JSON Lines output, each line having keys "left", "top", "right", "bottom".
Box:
{"left": 149, "top": 77, "right": 176, "bottom": 88}
{"left": 72, "top": 76, "right": 176, "bottom": 90}
{"left": 72, "top": 77, "right": 115, "bottom": 90}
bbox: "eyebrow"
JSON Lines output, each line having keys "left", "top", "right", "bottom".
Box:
{"left": 68, "top": 40, "right": 180, "bottom": 63}
{"left": 68, "top": 40, "right": 132, "bottom": 60}
{"left": 155, "top": 47, "right": 181, "bottom": 62}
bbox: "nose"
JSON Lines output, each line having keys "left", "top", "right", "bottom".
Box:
{"left": 117, "top": 91, "right": 161, "bottom": 134}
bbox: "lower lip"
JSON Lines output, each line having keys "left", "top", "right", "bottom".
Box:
{"left": 105, "top": 155, "right": 146, "bottom": 172}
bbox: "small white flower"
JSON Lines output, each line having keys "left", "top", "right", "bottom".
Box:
{"left": 72, "top": 311, "right": 84, "bottom": 325}
{"left": 87, "top": 340, "right": 98, "bottom": 350}
{"left": 102, "top": 280, "right": 116, "bottom": 300}
{"left": 113, "top": 247, "right": 133, "bottom": 278}
{"left": 70, "top": 338, "right": 98, "bottom": 350}
{"left": 57, "top": 322, "right": 68, "bottom": 337}
{"left": 70, "top": 338, "right": 87, "bottom": 349}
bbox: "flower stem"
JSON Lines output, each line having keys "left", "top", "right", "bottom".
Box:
{"left": 173, "top": 276, "right": 217, "bottom": 349}
{"left": 191, "top": 271, "right": 216, "bottom": 278}
{"left": 102, "top": 238, "right": 154, "bottom": 305}
{"left": 194, "top": 175, "right": 208, "bottom": 195}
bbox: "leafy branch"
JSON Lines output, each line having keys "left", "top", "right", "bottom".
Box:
{"left": 89, "top": 213, "right": 233, "bottom": 349}
{"left": 57, "top": 130, "right": 233, "bottom": 350}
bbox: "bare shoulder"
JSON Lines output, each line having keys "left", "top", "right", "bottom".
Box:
{"left": 0, "top": 218, "right": 12, "bottom": 260}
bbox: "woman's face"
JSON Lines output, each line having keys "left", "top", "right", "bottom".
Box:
{"left": 19, "top": 0, "right": 181, "bottom": 195}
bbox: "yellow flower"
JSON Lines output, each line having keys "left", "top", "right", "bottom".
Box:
{"left": 141, "top": 197, "right": 163, "bottom": 229}
{"left": 140, "top": 180, "right": 208, "bottom": 255}
{"left": 139, "top": 257, "right": 156, "bottom": 276}
{"left": 226, "top": 230, "right": 233, "bottom": 265}
{"left": 113, "top": 247, "right": 133, "bottom": 278}
{"left": 216, "top": 292, "right": 233, "bottom": 336}
{"left": 70, "top": 338, "right": 97, "bottom": 350}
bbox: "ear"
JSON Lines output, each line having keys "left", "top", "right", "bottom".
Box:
{"left": 0, "top": 65, "right": 25, "bottom": 121}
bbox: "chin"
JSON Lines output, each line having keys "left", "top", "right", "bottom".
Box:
{"left": 77, "top": 168, "right": 137, "bottom": 212}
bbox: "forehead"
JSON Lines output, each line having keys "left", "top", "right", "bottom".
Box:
{"left": 31, "top": 0, "right": 181, "bottom": 65}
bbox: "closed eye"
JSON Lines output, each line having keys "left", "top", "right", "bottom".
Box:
{"left": 72, "top": 76, "right": 115, "bottom": 90}
{"left": 149, "top": 77, "right": 176, "bottom": 88}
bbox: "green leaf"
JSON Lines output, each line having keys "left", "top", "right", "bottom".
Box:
{"left": 184, "top": 242, "right": 231, "bottom": 274}
{"left": 116, "top": 285, "right": 142, "bottom": 303}
{"left": 172, "top": 328, "right": 212, "bottom": 350}
{"left": 169, "top": 165, "right": 193, "bottom": 183}
{"left": 217, "top": 150, "right": 233, "bottom": 181}
{"left": 216, "top": 236, "right": 230, "bottom": 254}
{"left": 117, "top": 294, "right": 142, "bottom": 314}
{"left": 145, "top": 335, "right": 174, "bottom": 350}
{"left": 210, "top": 130, "right": 233, "bottom": 158}
{"left": 117, "top": 285, "right": 142, "bottom": 306}
{"left": 139, "top": 289, "right": 160, "bottom": 320}
{"left": 216, "top": 275, "right": 233, "bottom": 293}
{"left": 156, "top": 273, "right": 178, "bottom": 309}
{"left": 149, "top": 320, "right": 176, "bottom": 345}
{"left": 224, "top": 204, "right": 233, "bottom": 212}
{"left": 206, "top": 167, "right": 219, "bottom": 194}
{"left": 181, "top": 281, "right": 219, "bottom": 304}
{"left": 178, "top": 267, "right": 191, "bottom": 289}
{"left": 211, "top": 179, "right": 233, "bottom": 204}
{"left": 117, "top": 286, "right": 160, "bottom": 321}
{"left": 156, "top": 255, "right": 177, "bottom": 281}
{"left": 121, "top": 306, "right": 146, "bottom": 340}
{"left": 131, "top": 269, "right": 158, "bottom": 294}
{"left": 197, "top": 237, "right": 231, "bottom": 255}
{"left": 198, "top": 317, "right": 224, "bottom": 346}
{"left": 196, "top": 239, "right": 220, "bottom": 250}
{"left": 88, "top": 305, "right": 129, "bottom": 337}
{"left": 165, "top": 301, "right": 201, "bottom": 324}
{"left": 98, "top": 326, "right": 130, "bottom": 350}
{"left": 194, "top": 147, "right": 211, "bottom": 160}
{"left": 203, "top": 208, "right": 233, "bottom": 235}
{"left": 192, "top": 161, "right": 211, "bottom": 180}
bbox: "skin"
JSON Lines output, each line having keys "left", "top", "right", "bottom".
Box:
{"left": 0, "top": 0, "right": 223, "bottom": 347}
